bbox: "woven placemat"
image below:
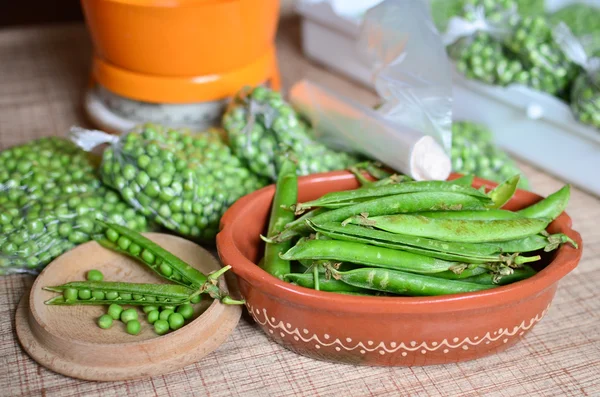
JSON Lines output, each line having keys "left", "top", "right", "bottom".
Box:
{"left": 0, "top": 21, "right": 598, "bottom": 397}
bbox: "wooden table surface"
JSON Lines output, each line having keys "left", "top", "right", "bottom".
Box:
{"left": 0, "top": 19, "right": 599, "bottom": 397}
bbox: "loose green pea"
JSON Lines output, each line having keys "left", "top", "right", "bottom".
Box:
{"left": 177, "top": 304, "right": 194, "bottom": 320}
{"left": 107, "top": 303, "right": 123, "bottom": 320}
{"left": 159, "top": 309, "right": 174, "bottom": 321}
{"left": 98, "top": 314, "right": 113, "bottom": 329}
{"left": 126, "top": 320, "right": 141, "bottom": 335}
{"left": 63, "top": 288, "right": 78, "bottom": 301}
{"left": 147, "top": 310, "right": 159, "bottom": 324}
{"left": 154, "top": 319, "right": 170, "bottom": 335}
{"left": 168, "top": 313, "right": 185, "bottom": 330}
{"left": 87, "top": 269, "right": 104, "bottom": 281}
{"left": 161, "top": 305, "right": 176, "bottom": 311}
{"left": 143, "top": 305, "right": 159, "bottom": 314}
{"left": 120, "top": 308, "right": 138, "bottom": 323}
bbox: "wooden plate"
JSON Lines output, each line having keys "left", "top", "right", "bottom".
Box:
{"left": 15, "top": 233, "right": 242, "bottom": 381}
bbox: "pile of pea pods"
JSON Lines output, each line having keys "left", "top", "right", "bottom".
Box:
{"left": 261, "top": 162, "right": 577, "bottom": 296}
{"left": 451, "top": 121, "right": 530, "bottom": 189}
{"left": 0, "top": 138, "right": 152, "bottom": 275}
{"left": 44, "top": 222, "right": 243, "bottom": 336}
{"left": 222, "top": 86, "right": 360, "bottom": 181}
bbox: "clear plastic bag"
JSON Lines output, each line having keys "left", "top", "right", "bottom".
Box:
{"left": 0, "top": 138, "right": 151, "bottom": 275}
{"left": 221, "top": 86, "right": 360, "bottom": 181}
{"left": 451, "top": 121, "right": 530, "bottom": 189}
{"left": 71, "top": 124, "right": 267, "bottom": 240}
{"left": 554, "top": 22, "right": 600, "bottom": 129}
{"left": 358, "top": 0, "right": 454, "bottom": 153}
{"left": 288, "top": 0, "right": 454, "bottom": 181}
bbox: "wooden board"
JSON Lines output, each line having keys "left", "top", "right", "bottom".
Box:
{"left": 15, "top": 233, "right": 242, "bottom": 381}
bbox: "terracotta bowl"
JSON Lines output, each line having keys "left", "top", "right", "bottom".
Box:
{"left": 216, "top": 171, "right": 583, "bottom": 366}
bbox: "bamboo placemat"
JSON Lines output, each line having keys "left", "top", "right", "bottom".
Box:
{"left": 0, "top": 21, "right": 598, "bottom": 397}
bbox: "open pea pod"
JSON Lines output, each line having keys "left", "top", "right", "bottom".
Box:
{"left": 487, "top": 174, "right": 520, "bottom": 209}
{"left": 94, "top": 221, "right": 243, "bottom": 304}
{"left": 44, "top": 281, "right": 195, "bottom": 306}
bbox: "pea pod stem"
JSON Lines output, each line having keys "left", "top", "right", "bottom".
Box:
{"left": 327, "top": 267, "right": 495, "bottom": 296}
{"left": 271, "top": 192, "right": 491, "bottom": 243}
{"left": 460, "top": 266, "right": 537, "bottom": 286}
{"left": 280, "top": 239, "right": 462, "bottom": 274}
{"left": 347, "top": 214, "right": 551, "bottom": 243}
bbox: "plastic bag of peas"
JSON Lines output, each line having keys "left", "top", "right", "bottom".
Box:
{"left": 553, "top": 23, "right": 600, "bottom": 130}
{"left": 222, "top": 86, "right": 360, "bottom": 181}
{"left": 70, "top": 124, "right": 267, "bottom": 241}
{"left": 451, "top": 121, "right": 530, "bottom": 189}
{"left": 0, "top": 138, "right": 151, "bottom": 275}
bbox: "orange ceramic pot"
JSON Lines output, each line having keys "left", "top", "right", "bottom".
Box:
{"left": 81, "top": 0, "right": 280, "bottom": 103}
{"left": 217, "top": 171, "right": 583, "bottom": 366}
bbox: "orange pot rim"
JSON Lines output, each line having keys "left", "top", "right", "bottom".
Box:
{"left": 92, "top": 46, "right": 278, "bottom": 104}
{"left": 89, "top": 0, "right": 240, "bottom": 8}
{"left": 217, "top": 171, "right": 583, "bottom": 314}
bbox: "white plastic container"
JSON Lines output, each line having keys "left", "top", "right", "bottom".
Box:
{"left": 296, "top": 0, "right": 600, "bottom": 196}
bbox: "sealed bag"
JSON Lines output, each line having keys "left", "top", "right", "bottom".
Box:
{"left": 451, "top": 121, "right": 530, "bottom": 189}
{"left": 71, "top": 124, "right": 267, "bottom": 240}
{"left": 0, "top": 138, "right": 150, "bottom": 275}
{"left": 222, "top": 86, "right": 359, "bottom": 181}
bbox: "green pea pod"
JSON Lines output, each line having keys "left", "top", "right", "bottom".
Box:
{"left": 461, "top": 266, "right": 537, "bottom": 286}
{"left": 262, "top": 158, "right": 298, "bottom": 279}
{"left": 349, "top": 214, "right": 551, "bottom": 243}
{"left": 310, "top": 219, "right": 561, "bottom": 257}
{"left": 426, "top": 265, "right": 489, "bottom": 280}
{"left": 415, "top": 209, "right": 522, "bottom": 220}
{"left": 283, "top": 207, "right": 328, "bottom": 231}
{"left": 95, "top": 221, "right": 243, "bottom": 303}
{"left": 450, "top": 174, "right": 474, "bottom": 186}
{"left": 517, "top": 185, "right": 570, "bottom": 221}
{"left": 307, "top": 220, "right": 541, "bottom": 265}
{"left": 44, "top": 281, "right": 195, "bottom": 305}
{"left": 284, "top": 272, "right": 370, "bottom": 293}
{"left": 294, "top": 180, "right": 491, "bottom": 213}
{"left": 280, "top": 239, "right": 461, "bottom": 274}
{"left": 272, "top": 192, "right": 490, "bottom": 243}
{"left": 329, "top": 267, "right": 495, "bottom": 296}
{"left": 487, "top": 174, "right": 520, "bottom": 209}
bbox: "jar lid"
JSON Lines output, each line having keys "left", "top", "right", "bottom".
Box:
{"left": 15, "top": 233, "right": 242, "bottom": 381}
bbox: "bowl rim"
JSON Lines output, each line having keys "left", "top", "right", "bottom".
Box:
{"left": 217, "top": 171, "right": 583, "bottom": 314}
